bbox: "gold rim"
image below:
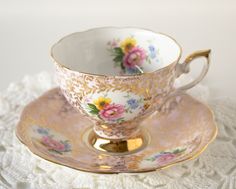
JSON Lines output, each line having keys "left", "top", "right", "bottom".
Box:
{"left": 50, "top": 26, "right": 182, "bottom": 78}
{"left": 16, "top": 105, "right": 218, "bottom": 174}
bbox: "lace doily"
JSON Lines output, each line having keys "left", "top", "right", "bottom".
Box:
{"left": 0, "top": 72, "right": 235, "bottom": 189}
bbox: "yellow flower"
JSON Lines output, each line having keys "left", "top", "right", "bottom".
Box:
{"left": 120, "top": 37, "right": 136, "bottom": 52}
{"left": 93, "top": 97, "right": 111, "bottom": 110}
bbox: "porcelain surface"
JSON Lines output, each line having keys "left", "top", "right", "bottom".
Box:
{"left": 16, "top": 88, "right": 217, "bottom": 173}
{"left": 51, "top": 28, "right": 211, "bottom": 139}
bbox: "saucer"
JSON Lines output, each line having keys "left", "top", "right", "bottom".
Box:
{"left": 16, "top": 88, "right": 217, "bottom": 173}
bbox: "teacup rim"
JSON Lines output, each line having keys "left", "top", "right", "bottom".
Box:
{"left": 50, "top": 26, "right": 182, "bottom": 78}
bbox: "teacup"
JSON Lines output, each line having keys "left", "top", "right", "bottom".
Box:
{"left": 51, "top": 27, "right": 210, "bottom": 152}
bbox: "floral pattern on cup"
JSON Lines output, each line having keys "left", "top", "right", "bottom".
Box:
{"left": 86, "top": 94, "right": 144, "bottom": 123}
{"left": 35, "top": 127, "right": 71, "bottom": 155}
{"left": 107, "top": 37, "right": 158, "bottom": 74}
{"left": 145, "top": 147, "right": 186, "bottom": 166}
{"left": 127, "top": 98, "right": 139, "bottom": 109}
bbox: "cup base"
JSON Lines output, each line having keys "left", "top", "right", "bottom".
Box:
{"left": 83, "top": 128, "right": 150, "bottom": 155}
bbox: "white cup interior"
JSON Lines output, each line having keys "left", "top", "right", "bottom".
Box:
{"left": 51, "top": 27, "right": 181, "bottom": 76}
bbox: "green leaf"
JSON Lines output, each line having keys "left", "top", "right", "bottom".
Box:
{"left": 87, "top": 103, "right": 99, "bottom": 115}
{"left": 173, "top": 148, "right": 186, "bottom": 154}
{"left": 89, "top": 109, "right": 99, "bottom": 115}
{"left": 147, "top": 58, "right": 152, "bottom": 64}
{"left": 114, "top": 62, "right": 121, "bottom": 67}
{"left": 120, "top": 62, "right": 125, "bottom": 70}
{"left": 49, "top": 149, "right": 63, "bottom": 155}
{"left": 114, "top": 47, "right": 124, "bottom": 56}
{"left": 116, "top": 118, "right": 125, "bottom": 123}
{"left": 146, "top": 157, "right": 155, "bottom": 161}
{"left": 113, "top": 55, "right": 123, "bottom": 63}
{"left": 87, "top": 103, "right": 97, "bottom": 110}
{"left": 97, "top": 114, "right": 103, "bottom": 120}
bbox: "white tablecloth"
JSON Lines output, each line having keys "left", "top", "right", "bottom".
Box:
{"left": 0, "top": 72, "right": 235, "bottom": 189}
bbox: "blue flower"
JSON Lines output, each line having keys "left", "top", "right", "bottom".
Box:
{"left": 127, "top": 99, "right": 139, "bottom": 109}
{"left": 149, "top": 45, "right": 155, "bottom": 51}
{"left": 37, "top": 127, "right": 48, "bottom": 135}
{"left": 148, "top": 45, "right": 156, "bottom": 59}
{"left": 126, "top": 67, "right": 140, "bottom": 74}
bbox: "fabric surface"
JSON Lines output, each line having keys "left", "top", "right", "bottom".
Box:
{"left": 0, "top": 72, "right": 235, "bottom": 189}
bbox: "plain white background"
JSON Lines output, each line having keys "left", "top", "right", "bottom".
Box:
{"left": 0, "top": 0, "right": 235, "bottom": 98}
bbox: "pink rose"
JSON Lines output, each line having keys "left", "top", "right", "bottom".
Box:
{"left": 123, "top": 47, "right": 146, "bottom": 68}
{"left": 99, "top": 104, "right": 125, "bottom": 121}
{"left": 41, "top": 136, "right": 65, "bottom": 151}
{"left": 156, "top": 153, "right": 177, "bottom": 165}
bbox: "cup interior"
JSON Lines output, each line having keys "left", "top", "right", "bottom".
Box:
{"left": 51, "top": 27, "right": 181, "bottom": 76}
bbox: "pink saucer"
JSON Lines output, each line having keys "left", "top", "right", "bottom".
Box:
{"left": 16, "top": 88, "right": 217, "bottom": 173}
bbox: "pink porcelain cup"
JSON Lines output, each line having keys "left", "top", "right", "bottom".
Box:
{"left": 51, "top": 27, "right": 211, "bottom": 145}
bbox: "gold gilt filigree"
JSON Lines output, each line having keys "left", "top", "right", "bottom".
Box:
{"left": 57, "top": 63, "right": 176, "bottom": 101}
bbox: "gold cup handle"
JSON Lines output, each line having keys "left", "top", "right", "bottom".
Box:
{"left": 175, "top": 49, "right": 211, "bottom": 91}
{"left": 154, "top": 49, "right": 211, "bottom": 112}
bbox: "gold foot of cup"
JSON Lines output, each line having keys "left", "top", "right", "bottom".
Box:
{"left": 84, "top": 128, "right": 149, "bottom": 155}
